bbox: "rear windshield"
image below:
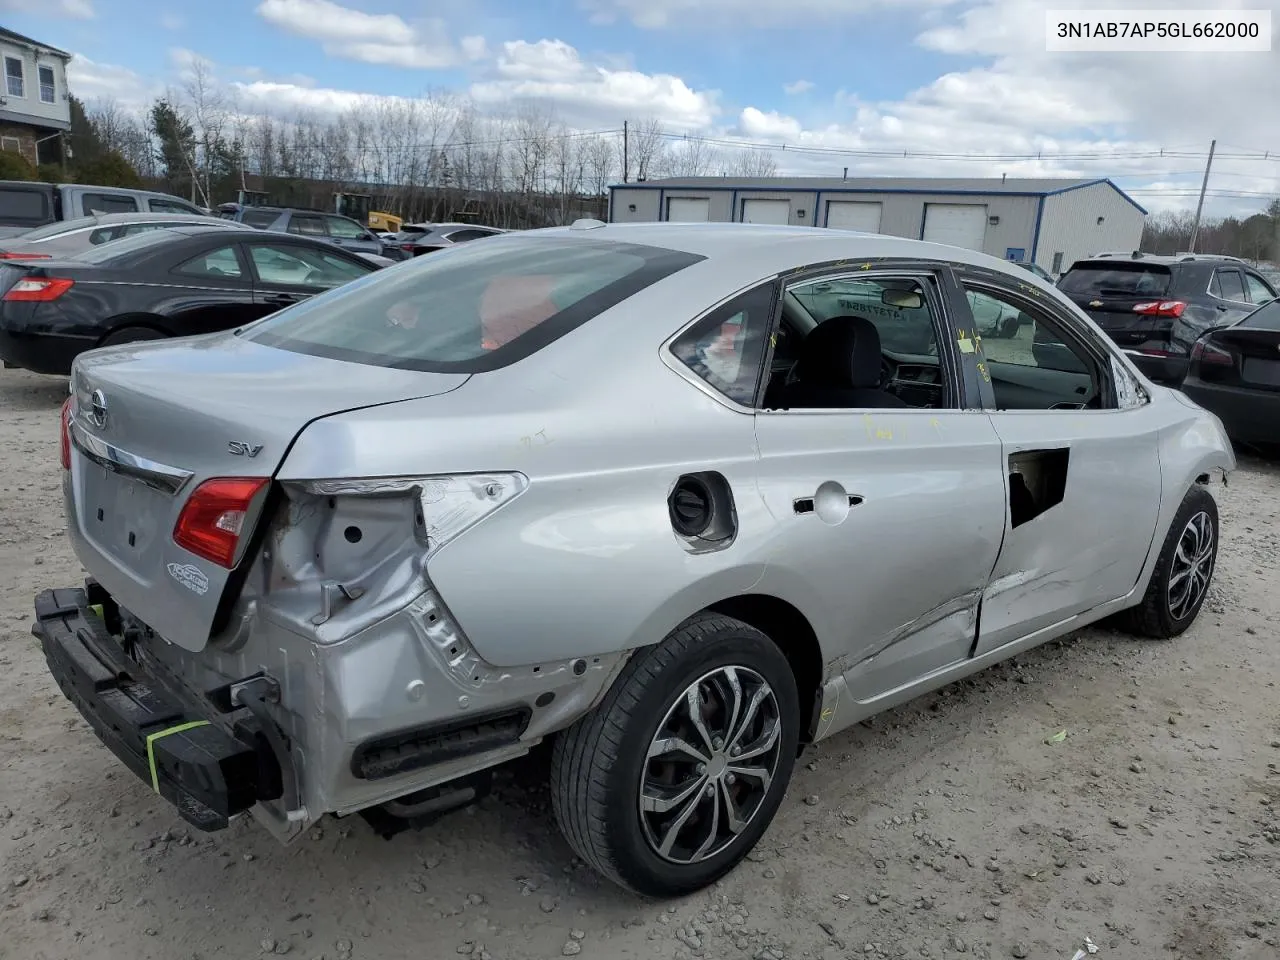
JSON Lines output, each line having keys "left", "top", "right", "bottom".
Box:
{"left": 0, "top": 187, "right": 52, "bottom": 225}
{"left": 18, "top": 216, "right": 98, "bottom": 241}
{"left": 240, "top": 236, "right": 704, "bottom": 372}
{"left": 1058, "top": 262, "right": 1172, "bottom": 297}
{"left": 241, "top": 209, "right": 281, "bottom": 228}
{"left": 1242, "top": 300, "right": 1280, "bottom": 332}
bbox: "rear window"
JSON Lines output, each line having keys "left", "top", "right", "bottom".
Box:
{"left": 71, "top": 228, "right": 192, "bottom": 263}
{"left": 1242, "top": 300, "right": 1280, "bottom": 332}
{"left": 240, "top": 236, "right": 704, "bottom": 373}
{"left": 241, "top": 209, "right": 281, "bottom": 229}
{"left": 1058, "top": 262, "right": 1172, "bottom": 297}
{"left": 0, "top": 186, "right": 52, "bottom": 224}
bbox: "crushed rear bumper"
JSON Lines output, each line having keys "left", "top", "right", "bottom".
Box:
{"left": 31, "top": 582, "right": 282, "bottom": 832}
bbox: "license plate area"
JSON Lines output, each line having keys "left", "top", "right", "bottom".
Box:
{"left": 78, "top": 460, "right": 170, "bottom": 577}
{"left": 1242, "top": 357, "right": 1280, "bottom": 389}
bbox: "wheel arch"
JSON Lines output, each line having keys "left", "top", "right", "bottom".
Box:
{"left": 95, "top": 313, "right": 174, "bottom": 345}
{"left": 702, "top": 593, "right": 826, "bottom": 745}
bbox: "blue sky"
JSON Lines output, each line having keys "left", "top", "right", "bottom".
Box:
{"left": 10, "top": 0, "right": 1280, "bottom": 216}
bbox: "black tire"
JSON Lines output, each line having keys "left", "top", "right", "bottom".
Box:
{"left": 550, "top": 613, "right": 800, "bottom": 897}
{"left": 1117, "top": 484, "right": 1219, "bottom": 639}
{"left": 99, "top": 326, "right": 167, "bottom": 347}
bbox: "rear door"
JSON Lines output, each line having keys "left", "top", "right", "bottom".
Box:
{"left": 165, "top": 240, "right": 264, "bottom": 334}
{"left": 323, "top": 214, "right": 380, "bottom": 254}
{"left": 957, "top": 270, "right": 1164, "bottom": 654}
{"left": 245, "top": 239, "right": 377, "bottom": 311}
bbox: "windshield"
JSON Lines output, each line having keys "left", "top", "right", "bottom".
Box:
{"left": 240, "top": 235, "right": 705, "bottom": 373}
{"left": 1058, "top": 262, "right": 1172, "bottom": 297}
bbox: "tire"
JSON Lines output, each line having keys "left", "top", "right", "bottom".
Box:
{"left": 550, "top": 613, "right": 800, "bottom": 897}
{"left": 99, "top": 326, "right": 167, "bottom": 347}
{"left": 1117, "top": 484, "right": 1219, "bottom": 639}
{"left": 999, "top": 316, "right": 1020, "bottom": 339}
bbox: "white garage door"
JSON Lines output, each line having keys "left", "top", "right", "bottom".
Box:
{"left": 741, "top": 199, "right": 791, "bottom": 225}
{"left": 922, "top": 203, "right": 988, "bottom": 251}
{"left": 667, "top": 197, "right": 710, "bottom": 222}
{"left": 825, "top": 201, "right": 882, "bottom": 232}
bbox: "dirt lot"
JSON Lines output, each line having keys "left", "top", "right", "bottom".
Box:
{"left": 1, "top": 366, "right": 1278, "bottom": 960}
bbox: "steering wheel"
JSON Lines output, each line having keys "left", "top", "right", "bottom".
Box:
{"left": 879, "top": 355, "right": 897, "bottom": 391}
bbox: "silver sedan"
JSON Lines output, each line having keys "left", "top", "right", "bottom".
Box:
{"left": 35, "top": 221, "right": 1233, "bottom": 898}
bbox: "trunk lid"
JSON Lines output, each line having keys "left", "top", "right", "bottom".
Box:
{"left": 67, "top": 332, "right": 470, "bottom": 652}
{"left": 1213, "top": 325, "right": 1280, "bottom": 391}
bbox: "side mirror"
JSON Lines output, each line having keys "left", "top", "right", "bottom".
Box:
{"left": 882, "top": 289, "right": 923, "bottom": 309}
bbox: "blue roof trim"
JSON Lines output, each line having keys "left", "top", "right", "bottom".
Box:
{"left": 1030, "top": 195, "right": 1045, "bottom": 263}
{"left": 610, "top": 184, "right": 1055, "bottom": 199}
{"left": 1040, "top": 177, "right": 1148, "bottom": 215}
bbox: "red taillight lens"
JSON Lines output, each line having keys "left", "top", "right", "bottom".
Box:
{"left": 59, "top": 397, "right": 72, "bottom": 470}
{"left": 1132, "top": 300, "right": 1187, "bottom": 318}
{"left": 0, "top": 251, "right": 51, "bottom": 260}
{"left": 1190, "top": 338, "right": 1233, "bottom": 366}
{"left": 173, "top": 477, "right": 269, "bottom": 568}
{"left": 3, "top": 277, "right": 74, "bottom": 301}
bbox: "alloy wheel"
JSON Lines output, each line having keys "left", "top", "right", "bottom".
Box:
{"left": 1167, "top": 510, "right": 1214, "bottom": 620}
{"left": 638, "top": 666, "right": 783, "bottom": 865}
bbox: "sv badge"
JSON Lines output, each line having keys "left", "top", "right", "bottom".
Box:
{"left": 228, "top": 441, "right": 264, "bottom": 458}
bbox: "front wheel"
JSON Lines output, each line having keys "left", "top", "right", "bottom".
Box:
{"left": 550, "top": 613, "right": 800, "bottom": 897}
{"left": 1117, "top": 485, "right": 1219, "bottom": 639}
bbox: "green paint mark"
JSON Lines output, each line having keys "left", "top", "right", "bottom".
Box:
{"left": 146, "top": 721, "right": 210, "bottom": 793}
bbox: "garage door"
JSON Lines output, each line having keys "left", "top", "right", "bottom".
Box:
{"left": 667, "top": 197, "right": 710, "bottom": 222}
{"left": 741, "top": 199, "right": 791, "bottom": 225}
{"left": 922, "top": 203, "right": 988, "bottom": 251}
{"left": 825, "top": 201, "right": 882, "bottom": 232}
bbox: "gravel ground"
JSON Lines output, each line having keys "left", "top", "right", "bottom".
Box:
{"left": 1, "top": 366, "right": 1278, "bottom": 960}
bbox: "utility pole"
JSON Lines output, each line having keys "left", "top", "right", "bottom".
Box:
{"left": 622, "top": 120, "right": 629, "bottom": 183}
{"left": 1188, "top": 138, "right": 1216, "bottom": 254}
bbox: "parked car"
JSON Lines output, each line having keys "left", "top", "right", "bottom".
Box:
{"left": 1056, "top": 252, "right": 1278, "bottom": 384}
{"left": 0, "top": 225, "right": 382, "bottom": 375}
{"left": 1182, "top": 298, "right": 1280, "bottom": 454}
{"left": 391, "top": 221, "right": 505, "bottom": 257}
{"left": 32, "top": 223, "right": 1232, "bottom": 898}
{"left": 0, "top": 180, "right": 209, "bottom": 239}
{"left": 0, "top": 212, "right": 243, "bottom": 261}
{"left": 220, "top": 204, "right": 388, "bottom": 258}
{"left": 1013, "top": 261, "right": 1053, "bottom": 282}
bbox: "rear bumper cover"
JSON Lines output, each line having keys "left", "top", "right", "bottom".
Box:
{"left": 1182, "top": 377, "right": 1280, "bottom": 445}
{"left": 0, "top": 328, "right": 95, "bottom": 375}
{"left": 32, "top": 583, "right": 279, "bottom": 831}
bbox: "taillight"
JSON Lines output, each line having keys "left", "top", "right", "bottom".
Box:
{"left": 0, "top": 251, "right": 51, "bottom": 260}
{"left": 1190, "top": 338, "right": 1233, "bottom": 367}
{"left": 173, "top": 477, "right": 269, "bottom": 568}
{"left": 59, "top": 397, "right": 72, "bottom": 470}
{"left": 3, "top": 277, "right": 74, "bottom": 301}
{"left": 1132, "top": 300, "right": 1187, "bottom": 318}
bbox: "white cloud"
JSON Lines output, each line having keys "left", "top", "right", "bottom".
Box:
{"left": 255, "top": 0, "right": 483, "bottom": 69}
{"left": 160, "top": 12, "right": 183, "bottom": 30}
{"left": 0, "top": 0, "right": 93, "bottom": 18}
{"left": 579, "top": 0, "right": 956, "bottom": 28}
{"left": 469, "top": 39, "right": 719, "bottom": 130}
{"left": 65, "top": 54, "right": 157, "bottom": 109}
{"left": 783, "top": 80, "right": 815, "bottom": 96}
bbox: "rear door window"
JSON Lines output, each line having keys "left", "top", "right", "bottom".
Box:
{"left": 286, "top": 214, "right": 327, "bottom": 237}
{"left": 240, "top": 236, "right": 704, "bottom": 372}
{"left": 1058, "top": 263, "right": 1172, "bottom": 298}
{"left": 1213, "top": 268, "right": 1247, "bottom": 303}
{"left": 0, "top": 186, "right": 52, "bottom": 225}
{"left": 444, "top": 228, "right": 500, "bottom": 243}
{"left": 248, "top": 242, "right": 373, "bottom": 288}
{"left": 174, "top": 245, "right": 245, "bottom": 279}
{"left": 148, "top": 198, "right": 202, "bottom": 214}
{"left": 80, "top": 193, "right": 140, "bottom": 215}
{"left": 241, "top": 208, "right": 281, "bottom": 229}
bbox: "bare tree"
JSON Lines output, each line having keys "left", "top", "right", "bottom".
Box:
{"left": 181, "top": 57, "right": 231, "bottom": 207}
{"left": 628, "top": 117, "right": 667, "bottom": 181}
{"left": 666, "top": 135, "right": 720, "bottom": 177}
{"left": 730, "top": 147, "right": 779, "bottom": 178}
{"left": 584, "top": 135, "right": 616, "bottom": 196}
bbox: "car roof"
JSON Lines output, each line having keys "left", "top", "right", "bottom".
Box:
{"left": 1076, "top": 252, "right": 1247, "bottom": 267}
{"left": 524, "top": 221, "right": 1049, "bottom": 277}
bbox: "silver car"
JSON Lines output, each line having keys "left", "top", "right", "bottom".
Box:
{"left": 0, "top": 211, "right": 239, "bottom": 259}
{"left": 34, "top": 221, "right": 1233, "bottom": 898}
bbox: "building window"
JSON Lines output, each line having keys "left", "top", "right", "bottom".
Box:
{"left": 1, "top": 136, "right": 22, "bottom": 154}
{"left": 38, "top": 65, "right": 55, "bottom": 104}
{"left": 5, "top": 57, "right": 24, "bottom": 98}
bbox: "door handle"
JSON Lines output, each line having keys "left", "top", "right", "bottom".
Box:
{"left": 794, "top": 493, "right": 863, "bottom": 515}
{"left": 1216, "top": 305, "right": 1229, "bottom": 312}
{"left": 265, "top": 293, "right": 302, "bottom": 305}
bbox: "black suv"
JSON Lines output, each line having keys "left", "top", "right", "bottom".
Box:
{"left": 1055, "top": 252, "right": 1278, "bottom": 384}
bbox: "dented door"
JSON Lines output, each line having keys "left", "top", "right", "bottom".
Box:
{"left": 972, "top": 409, "right": 1162, "bottom": 655}
{"left": 752, "top": 408, "right": 1007, "bottom": 702}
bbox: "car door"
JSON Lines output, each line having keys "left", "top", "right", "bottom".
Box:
{"left": 1207, "top": 266, "right": 1258, "bottom": 327}
{"left": 953, "top": 268, "right": 1164, "bottom": 655}
{"left": 324, "top": 214, "right": 381, "bottom": 254}
{"left": 245, "top": 239, "right": 377, "bottom": 311}
{"left": 745, "top": 263, "right": 1008, "bottom": 704}
{"left": 165, "top": 241, "right": 264, "bottom": 334}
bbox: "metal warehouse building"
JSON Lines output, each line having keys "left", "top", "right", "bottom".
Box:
{"left": 607, "top": 176, "right": 1147, "bottom": 277}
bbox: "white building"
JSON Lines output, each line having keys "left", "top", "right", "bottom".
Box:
{"left": 0, "top": 27, "right": 72, "bottom": 168}
{"left": 608, "top": 176, "right": 1147, "bottom": 278}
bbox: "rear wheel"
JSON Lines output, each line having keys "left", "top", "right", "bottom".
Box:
{"left": 1117, "top": 485, "right": 1219, "bottom": 639}
{"left": 550, "top": 613, "right": 800, "bottom": 897}
{"left": 99, "top": 326, "right": 167, "bottom": 347}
